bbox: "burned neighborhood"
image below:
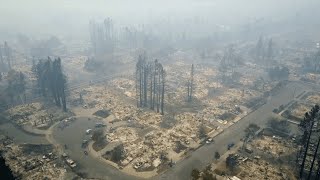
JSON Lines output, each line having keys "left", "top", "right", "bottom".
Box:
{"left": 0, "top": 0, "right": 320, "bottom": 180}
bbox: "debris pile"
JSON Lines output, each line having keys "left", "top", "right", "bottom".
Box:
{"left": 238, "top": 158, "right": 295, "bottom": 180}
{"left": 251, "top": 135, "right": 294, "bottom": 157}
{"left": 0, "top": 136, "right": 66, "bottom": 179}
{"left": 7, "top": 103, "right": 71, "bottom": 129}
{"left": 291, "top": 103, "right": 311, "bottom": 119}
{"left": 108, "top": 127, "right": 139, "bottom": 144}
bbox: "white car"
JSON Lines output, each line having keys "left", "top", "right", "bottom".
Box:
{"left": 206, "top": 138, "right": 214, "bottom": 144}
{"left": 86, "top": 129, "right": 92, "bottom": 134}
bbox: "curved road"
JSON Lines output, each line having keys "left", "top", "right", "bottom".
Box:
{"left": 52, "top": 117, "right": 140, "bottom": 180}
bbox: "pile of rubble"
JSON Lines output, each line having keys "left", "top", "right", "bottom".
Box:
{"left": 306, "top": 92, "right": 320, "bottom": 104}
{"left": 173, "top": 112, "right": 202, "bottom": 141}
{"left": 7, "top": 103, "right": 42, "bottom": 125}
{"left": 78, "top": 86, "right": 132, "bottom": 117}
{"left": 7, "top": 102, "right": 71, "bottom": 129}
{"left": 12, "top": 63, "right": 35, "bottom": 81}
{"left": 107, "top": 127, "right": 139, "bottom": 144}
{"left": 129, "top": 130, "right": 174, "bottom": 170}
{"left": 0, "top": 136, "right": 65, "bottom": 179}
{"left": 64, "top": 56, "right": 87, "bottom": 69}
{"left": 290, "top": 103, "right": 311, "bottom": 119}
{"left": 251, "top": 135, "right": 294, "bottom": 157}
{"left": 107, "top": 123, "right": 200, "bottom": 170}
{"left": 78, "top": 85, "right": 163, "bottom": 126}
{"left": 110, "top": 78, "right": 136, "bottom": 98}
{"left": 301, "top": 73, "right": 319, "bottom": 83}
{"left": 114, "top": 127, "right": 190, "bottom": 169}
{"left": 238, "top": 158, "right": 296, "bottom": 180}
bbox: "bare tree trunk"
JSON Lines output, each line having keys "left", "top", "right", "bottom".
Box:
{"left": 61, "top": 89, "right": 67, "bottom": 112}
{"left": 190, "top": 64, "right": 194, "bottom": 101}
{"left": 150, "top": 67, "right": 153, "bottom": 109}
{"left": 161, "top": 69, "right": 165, "bottom": 115}
{"left": 4, "top": 42, "right": 11, "bottom": 69}
{"left": 0, "top": 46, "right": 4, "bottom": 67}
{"left": 24, "top": 93, "right": 26, "bottom": 104}
{"left": 135, "top": 63, "right": 140, "bottom": 107}
{"left": 156, "top": 65, "right": 161, "bottom": 113}
{"left": 187, "top": 81, "right": 190, "bottom": 101}
{"left": 139, "top": 64, "right": 143, "bottom": 107}
{"left": 300, "top": 125, "right": 313, "bottom": 178}
{"left": 307, "top": 136, "right": 320, "bottom": 180}
{"left": 143, "top": 65, "right": 148, "bottom": 107}
{"left": 152, "top": 61, "right": 157, "bottom": 110}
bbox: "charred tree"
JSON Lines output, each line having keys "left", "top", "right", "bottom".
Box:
{"left": 307, "top": 136, "right": 320, "bottom": 180}
{"left": 298, "top": 105, "right": 320, "bottom": 178}
{"left": 143, "top": 62, "right": 148, "bottom": 107}
{"left": 89, "top": 18, "right": 114, "bottom": 56}
{"left": 160, "top": 68, "right": 166, "bottom": 115}
{"left": 149, "top": 62, "right": 154, "bottom": 109}
{"left": 316, "top": 159, "right": 320, "bottom": 180}
{"left": 3, "top": 42, "right": 12, "bottom": 69}
{"left": 255, "top": 36, "right": 264, "bottom": 61}
{"left": 187, "top": 64, "right": 194, "bottom": 102}
{"left": 135, "top": 56, "right": 143, "bottom": 107}
{"left": 152, "top": 60, "right": 158, "bottom": 110}
{"left": 6, "top": 70, "right": 26, "bottom": 105}
{"left": 33, "top": 57, "right": 68, "bottom": 111}
{"left": 156, "top": 63, "right": 163, "bottom": 113}
{"left": 267, "top": 38, "right": 273, "bottom": 61}
{"left": 0, "top": 46, "right": 3, "bottom": 68}
{"left": 135, "top": 57, "right": 165, "bottom": 114}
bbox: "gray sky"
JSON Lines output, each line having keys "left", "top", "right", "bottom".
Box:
{"left": 0, "top": 0, "right": 319, "bottom": 38}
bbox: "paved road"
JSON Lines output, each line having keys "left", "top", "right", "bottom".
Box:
{"left": 52, "top": 117, "right": 140, "bottom": 180}
{"left": 156, "top": 81, "right": 311, "bottom": 180}
{"left": 0, "top": 122, "right": 48, "bottom": 144}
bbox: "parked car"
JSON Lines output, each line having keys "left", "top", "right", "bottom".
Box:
{"left": 228, "top": 143, "right": 235, "bottom": 150}
{"left": 206, "top": 138, "right": 214, "bottom": 144}
{"left": 95, "top": 123, "right": 106, "bottom": 128}
{"left": 82, "top": 140, "right": 89, "bottom": 148}
{"left": 86, "top": 129, "right": 92, "bottom": 134}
